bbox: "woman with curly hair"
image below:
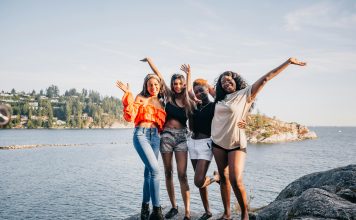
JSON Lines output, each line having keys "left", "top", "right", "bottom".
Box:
{"left": 141, "top": 57, "right": 195, "bottom": 220}
{"left": 211, "top": 58, "right": 306, "bottom": 220}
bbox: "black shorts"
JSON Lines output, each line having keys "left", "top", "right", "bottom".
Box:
{"left": 212, "top": 142, "right": 247, "bottom": 153}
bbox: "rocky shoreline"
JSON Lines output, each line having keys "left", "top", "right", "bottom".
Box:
{"left": 246, "top": 114, "right": 317, "bottom": 144}
{"left": 251, "top": 164, "right": 356, "bottom": 219}
{"left": 125, "top": 165, "right": 356, "bottom": 219}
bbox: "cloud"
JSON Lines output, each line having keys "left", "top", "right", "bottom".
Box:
{"left": 284, "top": 2, "right": 356, "bottom": 31}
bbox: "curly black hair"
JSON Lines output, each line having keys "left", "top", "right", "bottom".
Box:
{"left": 214, "top": 71, "right": 255, "bottom": 110}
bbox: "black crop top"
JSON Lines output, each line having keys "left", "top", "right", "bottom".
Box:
{"left": 192, "top": 102, "right": 215, "bottom": 136}
{"left": 165, "top": 101, "right": 188, "bottom": 126}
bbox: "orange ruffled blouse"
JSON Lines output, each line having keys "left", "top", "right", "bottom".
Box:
{"left": 122, "top": 92, "right": 166, "bottom": 132}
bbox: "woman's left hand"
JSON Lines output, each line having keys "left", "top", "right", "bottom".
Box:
{"left": 180, "top": 64, "right": 191, "bottom": 75}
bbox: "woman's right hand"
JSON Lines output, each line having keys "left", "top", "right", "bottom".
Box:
{"left": 289, "top": 58, "right": 307, "bottom": 66}
{"left": 116, "top": 80, "right": 130, "bottom": 93}
{"left": 180, "top": 64, "right": 191, "bottom": 76}
{"left": 140, "top": 57, "right": 151, "bottom": 63}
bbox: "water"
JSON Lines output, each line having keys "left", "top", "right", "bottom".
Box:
{"left": 0, "top": 127, "right": 355, "bottom": 219}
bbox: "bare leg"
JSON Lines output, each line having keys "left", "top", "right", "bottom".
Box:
{"left": 175, "top": 151, "right": 190, "bottom": 217}
{"left": 161, "top": 152, "right": 177, "bottom": 209}
{"left": 213, "top": 147, "right": 231, "bottom": 219}
{"left": 191, "top": 159, "right": 212, "bottom": 214}
{"left": 228, "top": 150, "right": 248, "bottom": 220}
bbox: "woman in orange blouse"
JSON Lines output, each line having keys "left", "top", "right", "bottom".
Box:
{"left": 116, "top": 72, "right": 167, "bottom": 220}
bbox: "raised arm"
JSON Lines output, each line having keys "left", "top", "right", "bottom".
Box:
{"left": 140, "top": 57, "right": 164, "bottom": 80}
{"left": 207, "top": 83, "right": 216, "bottom": 98}
{"left": 180, "top": 64, "right": 192, "bottom": 92}
{"left": 250, "top": 57, "right": 306, "bottom": 102}
{"left": 116, "top": 80, "right": 130, "bottom": 94}
{"left": 116, "top": 80, "right": 139, "bottom": 122}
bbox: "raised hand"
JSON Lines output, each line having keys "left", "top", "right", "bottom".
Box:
{"left": 116, "top": 80, "right": 130, "bottom": 93}
{"left": 180, "top": 64, "right": 191, "bottom": 75}
{"left": 140, "top": 57, "right": 151, "bottom": 63}
{"left": 289, "top": 58, "right": 307, "bottom": 66}
{"left": 237, "top": 120, "right": 247, "bottom": 129}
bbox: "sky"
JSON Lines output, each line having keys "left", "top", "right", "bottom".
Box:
{"left": 0, "top": 0, "right": 355, "bottom": 126}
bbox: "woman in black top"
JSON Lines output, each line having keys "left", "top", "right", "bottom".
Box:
{"left": 188, "top": 77, "right": 246, "bottom": 220}
{"left": 141, "top": 57, "right": 195, "bottom": 220}
{"left": 188, "top": 78, "right": 218, "bottom": 220}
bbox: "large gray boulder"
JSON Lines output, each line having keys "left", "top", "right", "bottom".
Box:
{"left": 252, "top": 164, "right": 356, "bottom": 220}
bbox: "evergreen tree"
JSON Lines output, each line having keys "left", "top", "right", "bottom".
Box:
{"left": 65, "top": 99, "right": 72, "bottom": 125}
{"left": 47, "top": 101, "right": 53, "bottom": 128}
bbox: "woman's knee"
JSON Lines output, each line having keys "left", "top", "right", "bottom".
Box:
{"left": 229, "top": 175, "right": 244, "bottom": 188}
{"left": 165, "top": 170, "right": 173, "bottom": 179}
{"left": 219, "top": 170, "right": 229, "bottom": 183}
{"left": 147, "top": 164, "right": 159, "bottom": 177}
{"left": 194, "top": 176, "right": 205, "bottom": 188}
{"left": 178, "top": 172, "right": 188, "bottom": 183}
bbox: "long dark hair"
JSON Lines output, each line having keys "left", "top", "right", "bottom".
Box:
{"left": 215, "top": 71, "right": 254, "bottom": 110}
{"left": 139, "top": 74, "right": 167, "bottom": 101}
{"left": 169, "top": 73, "right": 195, "bottom": 117}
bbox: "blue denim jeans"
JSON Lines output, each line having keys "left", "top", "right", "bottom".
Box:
{"left": 133, "top": 127, "right": 161, "bottom": 207}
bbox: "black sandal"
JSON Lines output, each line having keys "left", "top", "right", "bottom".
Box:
{"left": 164, "top": 206, "right": 178, "bottom": 219}
{"left": 216, "top": 217, "right": 231, "bottom": 220}
{"left": 197, "top": 212, "right": 212, "bottom": 220}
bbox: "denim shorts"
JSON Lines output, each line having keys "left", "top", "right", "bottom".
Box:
{"left": 160, "top": 127, "right": 188, "bottom": 153}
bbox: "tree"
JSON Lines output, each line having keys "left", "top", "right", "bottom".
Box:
{"left": 65, "top": 99, "right": 72, "bottom": 125}
{"left": 47, "top": 101, "right": 53, "bottom": 128}
{"left": 11, "top": 88, "right": 16, "bottom": 94}
{"left": 65, "top": 88, "right": 78, "bottom": 97}
{"left": 73, "top": 99, "right": 83, "bottom": 128}
{"left": 46, "top": 86, "right": 54, "bottom": 98}
{"left": 46, "top": 85, "right": 60, "bottom": 98}
{"left": 89, "top": 90, "right": 101, "bottom": 104}
{"left": 28, "top": 108, "right": 32, "bottom": 120}
{"left": 81, "top": 88, "right": 88, "bottom": 98}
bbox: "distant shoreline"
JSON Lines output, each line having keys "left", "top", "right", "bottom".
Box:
{"left": 0, "top": 142, "right": 120, "bottom": 150}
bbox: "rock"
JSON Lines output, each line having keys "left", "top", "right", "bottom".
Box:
{"left": 260, "top": 132, "right": 298, "bottom": 144}
{"left": 300, "top": 131, "right": 317, "bottom": 140}
{"left": 252, "top": 164, "right": 356, "bottom": 220}
{"left": 288, "top": 188, "right": 356, "bottom": 219}
{"left": 246, "top": 114, "right": 317, "bottom": 144}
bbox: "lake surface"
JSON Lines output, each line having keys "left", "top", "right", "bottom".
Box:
{"left": 1, "top": 127, "right": 355, "bottom": 219}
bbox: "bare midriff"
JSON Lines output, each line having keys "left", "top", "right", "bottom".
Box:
{"left": 137, "top": 121, "right": 158, "bottom": 129}
{"left": 164, "top": 118, "right": 185, "bottom": 129}
{"left": 191, "top": 132, "right": 210, "bottom": 140}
